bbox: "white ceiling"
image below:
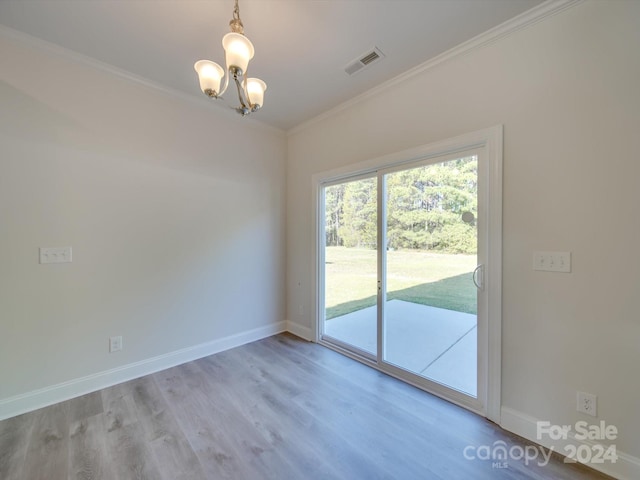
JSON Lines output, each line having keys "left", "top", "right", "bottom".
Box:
{"left": 0, "top": 0, "right": 544, "bottom": 131}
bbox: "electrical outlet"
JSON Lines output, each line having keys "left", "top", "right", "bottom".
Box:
{"left": 577, "top": 391, "right": 597, "bottom": 417}
{"left": 109, "top": 336, "right": 123, "bottom": 353}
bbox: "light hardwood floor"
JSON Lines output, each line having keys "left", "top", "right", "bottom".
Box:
{"left": 0, "top": 333, "right": 613, "bottom": 479}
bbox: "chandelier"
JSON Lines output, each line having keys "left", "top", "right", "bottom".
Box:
{"left": 194, "top": 0, "right": 266, "bottom": 116}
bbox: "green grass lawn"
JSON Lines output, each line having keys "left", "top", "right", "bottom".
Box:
{"left": 325, "top": 246, "right": 477, "bottom": 319}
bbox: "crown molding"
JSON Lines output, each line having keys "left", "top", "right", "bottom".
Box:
{"left": 287, "top": 0, "right": 583, "bottom": 136}
{"left": 0, "top": 24, "right": 285, "bottom": 136}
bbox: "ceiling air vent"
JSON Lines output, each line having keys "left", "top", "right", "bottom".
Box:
{"left": 344, "top": 47, "right": 385, "bottom": 76}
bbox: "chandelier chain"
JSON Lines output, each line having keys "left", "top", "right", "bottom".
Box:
{"left": 233, "top": 0, "right": 241, "bottom": 22}
{"left": 229, "top": 0, "right": 244, "bottom": 34}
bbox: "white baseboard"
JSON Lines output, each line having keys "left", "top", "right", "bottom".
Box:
{"left": 286, "top": 320, "right": 313, "bottom": 341}
{"left": 501, "top": 406, "right": 640, "bottom": 480}
{"left": 0, "top": 321, "right": 286, "bottom": 421}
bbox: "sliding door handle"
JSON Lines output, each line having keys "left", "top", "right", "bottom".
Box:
{"left": 473, "top": 264, "right": 484, "bottom": 291}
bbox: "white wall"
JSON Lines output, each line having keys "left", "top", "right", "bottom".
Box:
{"left": 286, "top": 0, "right": 640, "bottom": 472}
{"left": 0, "top": 30, "right": 286, "bottom": 409}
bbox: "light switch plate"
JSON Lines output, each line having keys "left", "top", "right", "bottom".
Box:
{"left": 533, "top": 251, "right": 571, "bottom": 272}
{"left": 40, "top": 247, "right": 72, "bottom": 264}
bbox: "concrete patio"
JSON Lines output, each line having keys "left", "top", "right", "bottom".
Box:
{"left": 324, "top": 299, "right": 477, "bottom": 396}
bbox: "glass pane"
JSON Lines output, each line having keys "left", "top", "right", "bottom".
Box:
{"left": 323, "top": 177, "right": 377, "bottom": 355}
{"left": 383, "top": 156, "right": 478, "bottom": 396}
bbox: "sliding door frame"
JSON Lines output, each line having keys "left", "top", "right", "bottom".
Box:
{"left": 311, "top": 126, "right": 503, "bottom": 422}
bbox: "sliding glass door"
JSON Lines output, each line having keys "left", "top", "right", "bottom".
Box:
{"left": 382, "top": 156, "right": 478, "bottom": 397}
{"left": 320, "top": 149, "right": 486, "bottom": 409}
{"left": 322, "top": 176, "right": 378, "bottom": 358}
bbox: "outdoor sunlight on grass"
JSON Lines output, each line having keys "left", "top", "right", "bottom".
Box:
{"left": 325, "top": 246, "right": 477, "bottom": 319}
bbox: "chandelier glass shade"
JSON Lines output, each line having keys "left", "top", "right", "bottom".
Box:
{"left": 194, "top": 0, "right": 266, "bottom": 116}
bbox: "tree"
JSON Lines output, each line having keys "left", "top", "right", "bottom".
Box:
{"left": 386, "top": 157, "right": 477, "bottom": 253}
{"left": 324, "top": 156, "right": 477, "bottom": 253}
{"left": 324, "top": 183, "right": 345, "bottom": 247}
{"left": 339, "top": 178, "right": 377, "bottom": 248}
